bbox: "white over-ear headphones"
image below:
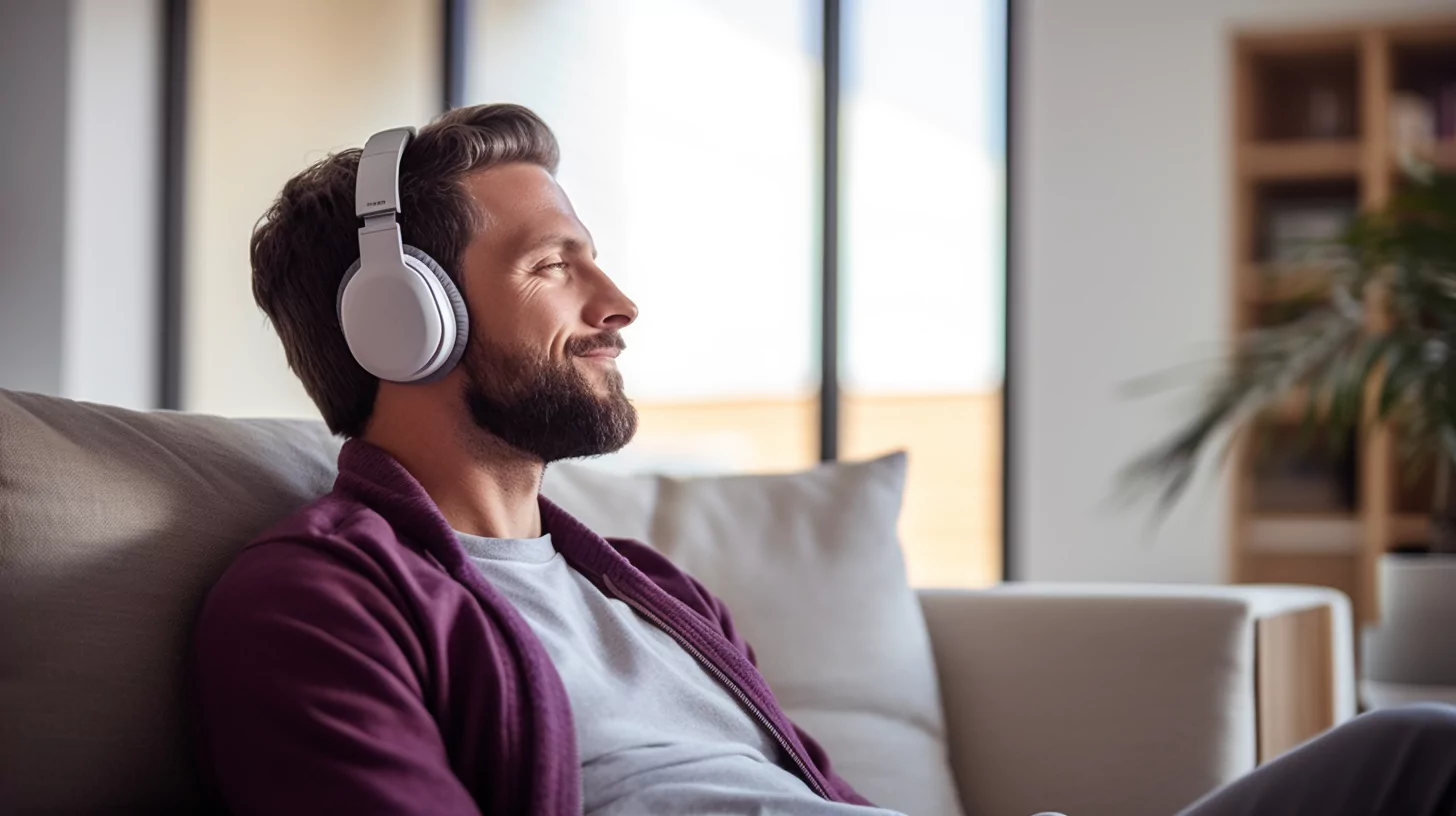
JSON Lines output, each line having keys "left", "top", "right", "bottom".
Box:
{"left": 337, "top": 127, "right": 469, "bottom": 383}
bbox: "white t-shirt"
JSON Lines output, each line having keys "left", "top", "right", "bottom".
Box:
{"left": 457, "top": 531, "right": 902, "bottom": 816}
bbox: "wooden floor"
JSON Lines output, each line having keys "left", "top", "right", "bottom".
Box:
{"left": 632, "top": 391, "right": 1003, "bottom": 588}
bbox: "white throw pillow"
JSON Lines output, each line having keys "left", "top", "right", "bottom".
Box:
{"left": 545, "top": 453, "right": 966, "bottom": 816}
{"left": 541, "top": 460, "right": 657, "bottom": 542}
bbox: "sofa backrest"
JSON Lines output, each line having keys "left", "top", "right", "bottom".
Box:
{"left": 0, "top": 390, "right": 341, "bottom": 811}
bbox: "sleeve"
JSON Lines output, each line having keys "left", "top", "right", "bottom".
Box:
{"left": 189, "top": 540, "right": 481, "bottom": 816}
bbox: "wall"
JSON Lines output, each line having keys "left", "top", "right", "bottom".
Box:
{"left": 0, "top": 0, "right": 69, "bottom": 396}
{"left": 0, "top": 0, "right": 159, "bottom": 408}
{"left": 183, "top": 0, "right": 437, "bottom": 419}
{"left": 64, "top": 0, "right": 160, "bottom": 408}
{"left": 1014, "top": 0, "right": 1455, "bottom": 583}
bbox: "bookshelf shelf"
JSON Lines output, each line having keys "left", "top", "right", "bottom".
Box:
{"left": 1432, "top": 140, "right": 1456, "bottom": 170}
{"left": 1392, "top": 513, "right": 1431, "bottom": 546}
{"left": 1248, "top": 513, "right": 1361, "bottom": 555}
{"left": 1241, "top": 140, "right": 1362, "bottom": 180}
{"left": 1387, "top": 142, "right": 1456, "bottom": 173}
{"left": 1242, "top": 263, "right": 1334, "bottom": 303}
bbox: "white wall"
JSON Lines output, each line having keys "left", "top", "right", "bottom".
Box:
{"left": 0, "top": 0, "right": 159, "bottom": 408}
{"left": 64, "top": 0, "right": 160, "bottom": 408}
{"left": 1014, "top": 0, "right": 1455, "bottom": 583}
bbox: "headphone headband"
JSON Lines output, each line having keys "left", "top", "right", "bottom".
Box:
{"left": 355, "top": 127, "right": 417, "bottom": 220}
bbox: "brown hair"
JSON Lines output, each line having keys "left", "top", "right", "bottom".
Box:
{"left": 250, "top": 103, "right": 561, "bottom": 437}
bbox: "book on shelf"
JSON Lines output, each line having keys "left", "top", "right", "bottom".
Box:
{"left": 1391, "top": 92, "right": 1438, "bottom": 162}
{"left": 1263, "top": 199, "right": 1357, "bottom": 266}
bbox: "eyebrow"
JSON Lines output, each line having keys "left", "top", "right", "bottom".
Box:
{"left": 518, "top": 232, "right": 597, "bottom": 259}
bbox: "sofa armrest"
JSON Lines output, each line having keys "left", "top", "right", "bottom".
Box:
{"left": 918, "top": 584, "right": 1355, "bottom": 816}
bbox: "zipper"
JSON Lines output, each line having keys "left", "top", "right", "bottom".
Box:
{"left": 600, "top": 572, "right": 831, "bottom": 800}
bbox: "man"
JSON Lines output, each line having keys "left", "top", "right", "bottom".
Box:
{"left": 192, "top": 103, "right": 884, "bottom": 816}
{"left": 191, "top": 104, "right": 1456, "bottom": 816}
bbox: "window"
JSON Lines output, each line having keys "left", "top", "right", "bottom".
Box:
{"left": 173, "top": 0, "right": 1007, "bottom": 585}
{"left": 467, "top": 0, "right": 822, "bottom": 474}
{"left": 469, "top": 0, "right": 1006, "bottom": 585}
{"left": 840, "top": 0, "right": 1006, "bottom": 585}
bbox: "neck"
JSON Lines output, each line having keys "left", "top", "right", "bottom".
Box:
{"left": 362, "top": 385, "right": 544, "bottom": 540}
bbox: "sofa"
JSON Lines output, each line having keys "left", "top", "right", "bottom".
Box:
{"left": 0, "top": 389, "right": 1355, "bottom": 815}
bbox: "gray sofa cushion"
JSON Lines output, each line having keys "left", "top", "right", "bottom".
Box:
{"left": 0, "top": 389, "right": 340, "bottom": 812}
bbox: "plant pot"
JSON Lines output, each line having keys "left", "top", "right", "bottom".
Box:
{"left": 1361, "top": 553, "right": 1456, "bottom": 709}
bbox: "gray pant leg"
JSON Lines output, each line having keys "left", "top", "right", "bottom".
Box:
{"left": 1178, "top": 703, "right": 1456, "bottom": 816}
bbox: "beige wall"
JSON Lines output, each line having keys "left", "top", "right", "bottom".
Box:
{"left": 184, "top": 0, "right": 438, "bottom": 417}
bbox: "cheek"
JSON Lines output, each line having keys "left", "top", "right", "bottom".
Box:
{"left": 468, "top": 280, "right": 574, "bottom": 350}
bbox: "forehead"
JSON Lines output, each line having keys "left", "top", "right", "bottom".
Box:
{"left": 462, "top": 163, "right": 585, "bottom": 250}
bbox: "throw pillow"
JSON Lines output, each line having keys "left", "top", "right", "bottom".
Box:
{"left": 546, "top": 453, "right": 966, "bottom": 816}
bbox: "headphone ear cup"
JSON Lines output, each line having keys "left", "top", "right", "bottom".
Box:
{"left": 336, "top": 245, "right": 469, "bottom": 383}
{"left": 400, "top": 245, "right": 469, "bottom": 381}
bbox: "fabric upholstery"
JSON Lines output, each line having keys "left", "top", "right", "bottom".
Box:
{"left": 918, "top": 583, "right": 1356, "bottom": 816}
{"left": 0, "top": 390, "right": 340, "bottom": 812}
{"left": 543, "top": 455, "right": 966, "bottom": 816}
{"left": 540, "top": 462, "right": 657, "bottom": 542}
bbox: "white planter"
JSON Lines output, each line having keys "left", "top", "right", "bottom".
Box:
{"left": 1361, "top": 553, "right": 1456, "bottom": 708}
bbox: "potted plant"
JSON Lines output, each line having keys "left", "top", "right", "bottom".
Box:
{"left": 1124, "top": 167, "right": 1456, "bottom": 707}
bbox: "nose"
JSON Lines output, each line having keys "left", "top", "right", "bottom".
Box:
{"left": 584, "top": 264, "right": 638, "bottom": 331}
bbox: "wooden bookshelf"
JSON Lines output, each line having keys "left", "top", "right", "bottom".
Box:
{"left": 1230, "top": 17, "right": 1456, "bottom": 627}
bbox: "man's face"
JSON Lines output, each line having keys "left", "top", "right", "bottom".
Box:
{"left": 451, "top": 162, "right": 638, "bottom": 462}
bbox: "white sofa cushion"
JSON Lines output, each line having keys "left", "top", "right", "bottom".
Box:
{"left": 545, "top": 454, "right": 966, "bottom": 816}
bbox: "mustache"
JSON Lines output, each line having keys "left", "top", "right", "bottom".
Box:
{"left": 565, "top": 331, "right": 626, "bottom": 356}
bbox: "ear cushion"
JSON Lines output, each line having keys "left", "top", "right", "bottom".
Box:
{"left": 336, "top": 245, "right": 470, "bottom": 382}
{"left": 401, "top": 244, "right": 470, "bottom": 382}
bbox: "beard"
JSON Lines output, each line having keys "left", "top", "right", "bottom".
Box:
{"left": 459, "top": 330, "right": 637, "bottom": 464}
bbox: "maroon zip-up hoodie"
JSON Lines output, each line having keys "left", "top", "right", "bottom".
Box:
{"left": 190, "top": 439, "right": 871, "bottom": 814}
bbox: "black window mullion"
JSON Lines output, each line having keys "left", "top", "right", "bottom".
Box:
{"left": 1002, "top": 0, "right": 1016, "bottom": 581}
{"left": 442, "top": 0, "right": 468, "bottom": 110}
{"left": 818, "top": 0, "right": 842, "bottom": 462}
{"left": 158, "top": 0, "right": 189, "bottom": 411}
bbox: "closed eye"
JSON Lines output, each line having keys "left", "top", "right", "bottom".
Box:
{"left": 536, "top": 260, "right": 569, "bottom": 272}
